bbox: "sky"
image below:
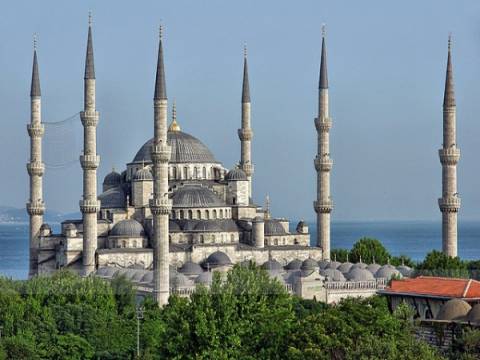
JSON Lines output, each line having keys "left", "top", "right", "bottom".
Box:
{"left": 1, "top": 0, "right": 480, "bottom": 222}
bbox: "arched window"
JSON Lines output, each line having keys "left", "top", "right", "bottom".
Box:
{"left": 194, "top": 167, "right": 198, "bottom": 179}
{"left": 173, "top": 167, "right": 177, "bottom": 179}
{"left": 231, "top": 234, "right": 235, "bottom": 242}
{"left": 188, "top": 210, "right": 193, "bottom": 219}
{"left": 200, "top": 235, "right": 204, "bottom": 244}
{"left": 197, "top": 210, "right": 201, "bottom": 219}
{"left": 202, "top": 167, "right": 207, "bottom": 179}
{"left": 232, "top": 197, "right": 236, "bottom": 205}
{"left": 180, "top": 210, "right": 184, "bottom": 219}
{"left": 169, "top": 235, "right": 172, "bottom": 243}
{"left": 220, "top": 209, "right": 223, "bottom": 218}
{"left": 205, "top": 210, "right": 210, "bottom": 220}
{"left": 212, "top": 209, "right": 217, "bottom": 219}
{"left": 274, "top": 239, "right": 278, "bottom": 246}
{"left": 183, "top": 167, "right": 188, "bottom": 179}
{"left": 122, "top": 240, "right": 127, "bottom": 248}
{"left": 133, "top": 240, "right": 137, "bottom": 248}
{"left": 171, "top": 211, "right": 176, "bottom": 219}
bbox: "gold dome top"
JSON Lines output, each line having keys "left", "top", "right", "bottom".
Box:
{"left": 168, "top": 100, "right": 181, "bottom": 132}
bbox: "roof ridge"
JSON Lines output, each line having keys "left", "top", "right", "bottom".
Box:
{"left": 463, "top": 279, "right": 473, "bottom": 298}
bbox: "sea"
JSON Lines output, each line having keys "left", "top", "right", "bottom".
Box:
{"left": 1, "top": 221, "right": 479, "bottom": 280}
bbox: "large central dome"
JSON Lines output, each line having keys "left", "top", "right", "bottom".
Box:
{"left": 133, "top": 130, "right": 219, "bottom": 164}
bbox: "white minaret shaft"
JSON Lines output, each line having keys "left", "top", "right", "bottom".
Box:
{"left": 238, "top": 46, "right": 254, "bottom": 199}
{"left": 438, "top": 36, "right": 460, "bottom": 257}
{"left": 27, "top": 40, "right": 45, "bottom": 277}
{"left": 314, "top": 29, "right": 333, "bottom": 260}
{"left": 80, "top": 20, "right": 100, "bottom": 275}
{"left": 150, "top": 27, "right": 171, "bottom": 307}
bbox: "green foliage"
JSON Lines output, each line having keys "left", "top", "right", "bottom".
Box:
{"left": 391, "top": 255, "right": 415, "bottom": 268}
{"left": 349, "top": 237, "right": 391, "bottom": 264}
{"left": 416, "top": 250, "right": 468, "bottom": 278}
{"left": 451, "top": 328, "right": 480, "bottom": 359}
{"left": 330, "top": 248, "right": 349, "bottom": 262}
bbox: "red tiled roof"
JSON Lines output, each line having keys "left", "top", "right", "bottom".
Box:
{"left": 384, "top": 276, "right": 480, "bottom": 299}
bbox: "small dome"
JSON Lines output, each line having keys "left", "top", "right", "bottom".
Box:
{"left": 133, "top": 167, "right": 153, "bottom": 181}
{"left": 296, "top": 221, "right": 307, "bottom": 233}
{"left": 366, "top": 263, "right": 381, "bottom": 274}
{"left": 437, "top": 299, "right": 471, "bottom": 321}
{"left": 170, "top": 272, "right": 193, "bottom": 288}
{"left": 375, "top": 265, "right": 402, "bottom": 280}
{"left": 141, "top": 272, "right": 154, "bottom": 284}
{"left": 40, "top": 223, "right": 51, "bottom": 231}
{"left": 338, "top": 262, "right": 353, "bottom": 274}
{"left": 195, "top": 271, "right": 213, "bottom": 285}
{"left": 396, "top": 265, "right": 413, "bottom": 277}
{"left": 318, "top": 259, "right": 330, "bottom": 270}
{"left": 285, "top": 259, "right": 303, "bottom": 271}
{"left": 326, "top": 261, "right": 341, "bottom": 270}
{"left": 203, "top": 251, "right": 232, "bottom": 269}
{"left": 467, "top": 304, "right": 480, "bottom": 323}
{"left": 320, "top": 268, "right": 346, "bottom": 282}
{"left": 64, "top": 223, "right": 76, "bottom": 230}
{"left": 346, "top": 268, "right": 375, "bottom": 282}
{"left": 111, "top": 219, "right": 145, "bottom": 237}
{"left": 267, "top": 270, "right": 286, "bottom": 284}
{"left": 225, "top": 168, "right": 247, "bottom": 181}
{"left": 103, "top": 170, "right": 122, "bottom": 185}
{"left": 351, "top": 262, "right": 367, "bottom": 270}
{"left": 262, "top": 259, "right": 283, "bottom": 271}
{"left": 171, "top": 185, "right": 225, "bottom": 208}
{"left": 194, "top": 221, "right": 223, "bottom": 232}
{"left": 301, "top": 258, "right": 319, "bottom": 271}
{"left": 264, "top": 219, "right": 287, "bottom": 236}
{"left": 178, "top": 261, "right": 203, "bottom": 276}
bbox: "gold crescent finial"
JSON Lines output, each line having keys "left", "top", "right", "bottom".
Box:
{"left": 448, "top": 32, "right": 452, "bottom": 52}
{"left": 322, "top": 23, "right": 326, "bottom": 38}
{"left": 33, "top": 33, "right": 37, "bottom": 51}
{"left": 244, "top": 42, "right": 247, "bottom": 58}
{"left": 88, "top": 11, "right": 93, "bottom": 26}
{"left": 159, "top": 24, "right": 163, "bottom": 40}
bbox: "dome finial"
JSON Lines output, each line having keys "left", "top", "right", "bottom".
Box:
{"left": 244, "top": 42, "right": 247, "bottom": 59}
{"left": 159, "top": 23, "right": 163, "bottom": 40}
{"left": 33, "top": 33, "right": 37, "bottom": 51}
{"left": 88, "top": 11, "right": 93, "bottom": 27}
{"left": 448, "top": 32, "right": 452, "bottom": 52}
{"left": 322, "top": 23, "right": 326, "bottom": 38}
{"left": 168, "top": 99, "right": 181, "bottom": 132}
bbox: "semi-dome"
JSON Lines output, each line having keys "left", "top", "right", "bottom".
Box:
{"left": 264, "top": 219, "right": 287, "bottom": 236}
{"left": 301, "top": 258, "right": 319, "bottom": 271}
{"left": 338, "top": 262, "right": 353, "bottom": 274}
{"left": 285, "top": 259, "right": 303, "bottom": 271}
{"left": 170, "top": 272, "right": 193, "bottom": 288}
{"left": 320, "top": 268, "right": 346, "bottom": 282}
{"left": 225, "top": 168, "right": 247, "bottom": 181}
{"left": 103, "top": 170, "right": 122, "bottom": 185}
{"left": 318, "top": 259, "right": 330, "bottom": 270}
{"left": 436, "top": 299, "right": 471, "bottom": 321}
{"left": 111, "top": 219, "right": 145, "bottom": 237}
{"left": 133, "top": 131, "right": 219, "bottom": 164}
{"left": 179, "top": 261, "right": 203, "bottom": 276}
{"left": 99, "top": 187, "right": 126, "bottom": 209}
{"left": 262, "top": 259, "right": 284, "bottom": 271}
{"left": 194, "top": 221, "right": 223, "bottom": 232}
{"left": 346, "top": 268, "right": 375, "bottom": 282}
{"left": 203, "top": 251, "right": 232, "bottom": 269}
{"left": 171, "top": 185, "right": 225, "bottom": 208}
{"left": 195, "top": 271, "right": 213, "bottom": 285}
{"left": 133, "top": 167, "right": 153, "bottom": 181}
{"left": 375, "top": 265, "right": 402, "bottom": 280}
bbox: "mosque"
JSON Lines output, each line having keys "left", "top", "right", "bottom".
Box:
{"left": 27, "top": 19, "right": 457, "bottom": 305}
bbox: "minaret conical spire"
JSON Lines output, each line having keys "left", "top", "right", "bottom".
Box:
{"left": 84, "top": 13, "right": 95, "bottom": 79}
{"left": 443, "top": 34, "right": 455, "bottom": 108}
{"left": 154, "top": 25, "right": 167, "bottom": 100}
{"left": 319, "top": 25, "right": 328, "bottom": 89}
{"left": 242, "top": 44, "right": 250, "bottom": 103}
{"left": 31, "top": 35, "right": 41, "bottom": 97}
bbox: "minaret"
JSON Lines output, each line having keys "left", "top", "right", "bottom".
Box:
{"left": 313, "top": 26, "right": 333, "bottom": 260}
{"left": 79, "top": 15, "right": 101, "bottom": 276}
{"left": 438, "top": 35, "right": 460, "bottom": 257}
{"left": 238, "top": 45, "right": 254, "bottom": 199}
{"left": 27, "top": 35, "right": 45, "bottom": 277}
{"left": 150, "top": 26, "right": 171, "bottom": 306}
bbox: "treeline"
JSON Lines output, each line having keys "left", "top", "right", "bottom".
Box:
{"left": 0, "top": 266, "right": 441, "bottom": 359}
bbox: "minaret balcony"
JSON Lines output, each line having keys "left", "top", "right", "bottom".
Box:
{"left": 80, "top": 155, "right": 100, "bottom": 170}
{"left": 27, "top": 161, "right": 45, "bottom": 176}
{"left": 241, "top": 163, "right": 254, "bottom": 177}
{"left": 151, "top": 144, "right": 171, "bottom": 163}
{"left": 314, "top": 117, "right": 332, "bottom": 132}
{"left": 27, "top": 124, "right": 45, "bottom": 137}
{"left": 314, "top": 200, "right": 333, "bottom": 213}
{"left": 237, "top": 128, "right": 253, "bottom": 141}
{"left": 27, "top": 200, "right": 45, "bottom": 215}
{"left": 439, "top": 148, "right": 460, "bottom": 165}
{"left": 149, "top": 198, "right": 172, "bottom": 215}
{"left": 79, "top": 199, "right": 101, "bottom": 213}
{"left": 80, "top": 111, "right": 99, "bottom": 127}
{"left": 314, "top": 157, "right": 333, "bottom": 171}
{"left": 438, "top": 197, "right": 461, "bottom": 212}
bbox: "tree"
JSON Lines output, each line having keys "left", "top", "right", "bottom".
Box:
{"left": 330, "top": 248, "right": 349, "bottom": 262}
{"left": 349, "top": 237, "right": 391, "bottom": 264}
{"left": 416, "top": 250, "right": 468, "bottom": 278}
